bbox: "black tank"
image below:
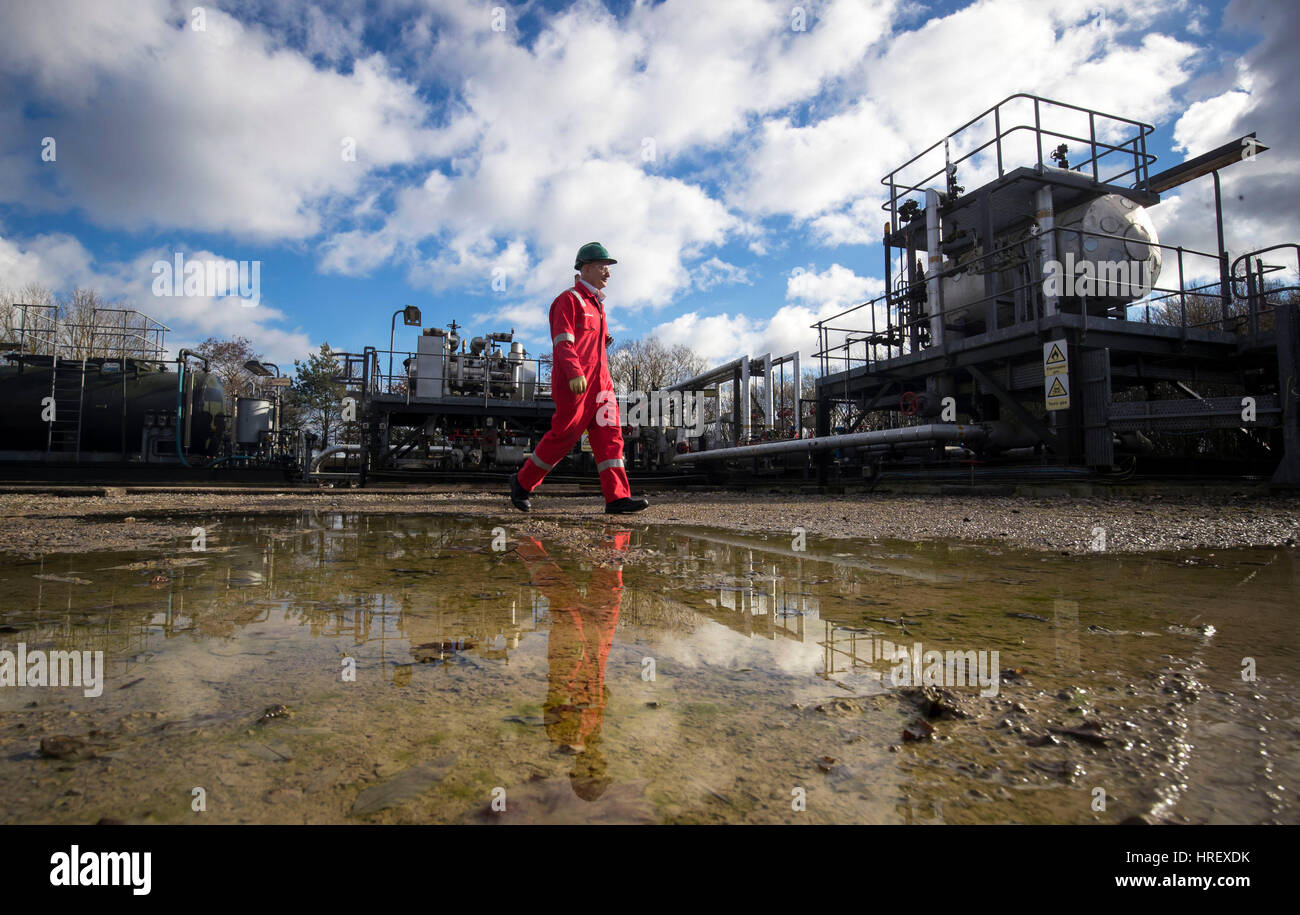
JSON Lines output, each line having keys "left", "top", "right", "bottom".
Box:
{"left": 0, "top": 355, "right": 227, "bottom": 456}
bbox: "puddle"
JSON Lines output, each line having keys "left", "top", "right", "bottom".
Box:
{"left": 0, "top": 512, "right": 1296, "bottom": 824}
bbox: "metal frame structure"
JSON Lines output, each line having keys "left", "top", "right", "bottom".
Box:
{"left": 325, "top": 340, "right": 558, "bottom": 483}
{"left": 710, "top": 94, "right": 1299, "bottom": 485}
{"left": 803, "top": 95, "right": 1296, "bottom": 483}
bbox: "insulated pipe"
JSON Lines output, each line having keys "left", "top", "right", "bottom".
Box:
{"left": 925, "top": 188, "right": 944, "bottom": 346}
{"left": 757, "top": 352, "right": 772, "bottom": 433}
{"left": 740, "top": 355, "right": 751, "bottom": 440}
{"left": 1036, "top": 185, "right": 1058, "bottom": 317}
{"left": 672, "top": 422, "right": 987, "bottom": 464}
{"left": 310, "top": 444, "right": 361, "bottom": 472}
{"left": 311, "top": 443, "right": 459, "bottom": 472}
{"left": 664, "top": 356, "right": 747, "bottom": 393}
{"left": 791, "top": 350, "right": 801, "bottom": 438}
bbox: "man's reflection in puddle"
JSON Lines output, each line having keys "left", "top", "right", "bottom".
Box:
{"left": 517, "top": 531, "right": 629, "bottom": 801}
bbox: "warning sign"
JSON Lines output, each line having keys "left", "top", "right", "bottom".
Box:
{"left": 1044, "top": 339, "right": 1069, "bottom": 411}
{"left": 580, "top": 431, "right": 593, "bottom": 452}
{"left": 1044, "top": 340, "right": 1068, "bottom": 377}
{"left": 1045, "top": 374, "right": 1070, "bottom": 411}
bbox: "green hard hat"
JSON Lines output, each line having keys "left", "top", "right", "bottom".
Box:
{"left": 574, "top": 242, "right": 617, "bottom": 270}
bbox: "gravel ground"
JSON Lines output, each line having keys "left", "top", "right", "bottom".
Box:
{"left": 0, "top": 485, "right": 1297, "bottom": 557}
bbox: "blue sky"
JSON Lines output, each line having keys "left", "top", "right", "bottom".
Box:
{"left": 1, "top": 0, "right": 1296, "bottom": 377}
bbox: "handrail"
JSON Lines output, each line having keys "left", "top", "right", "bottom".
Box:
{"left": 811, "top": 223, "right": 1248, "bottom": 376}
{"left": 1231, "top": 244, "right": 1300, "bottom": 298}
{"left": 880, "top": 94, "right": 1157, "bottom": 228}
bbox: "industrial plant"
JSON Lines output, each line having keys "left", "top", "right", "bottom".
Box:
{"left": 3, "top": 96, "right": 1295, "bottom": 492}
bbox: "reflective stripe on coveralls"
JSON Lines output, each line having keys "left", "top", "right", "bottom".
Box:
{"left": 553, "top": 333, "right": 575, "bottom": 345}
{"left": 596, "top": 458, "right": 624, "bottom": 472}
{"left": 529, "top": 452, "right": 555, "bottom": 471}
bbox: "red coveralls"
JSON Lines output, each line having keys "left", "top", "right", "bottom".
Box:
{"left": 516, "top": 533, "right": 628, "bottom": 755}
{"left": 517, "top": 279, "right": 631, "bottom": 503}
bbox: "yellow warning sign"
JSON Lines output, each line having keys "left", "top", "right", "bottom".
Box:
{"left": 1045, "top": 374, "right": 1070, "bottom": 411}
{"left": 1044, "top": 340, "right": 1068, "bottom": 377}
{"left": 580, "top": 431, "right": 593, "bottom": 452}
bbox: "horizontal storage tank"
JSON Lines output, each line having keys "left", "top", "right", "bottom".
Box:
{"left": 939, "top": 193, "right": 1163, "bottom": 325}
{"left": 0, "top": 356, "right": 226, "bottom": 456}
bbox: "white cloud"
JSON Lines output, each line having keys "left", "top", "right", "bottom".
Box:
{"left": 320, "top": 0, "right": 896, "bottom": 308}
{"left": 1152, "top": 0, "right": 1300, "bottom": 270}
{"left": 0, "top": 232, "right": 98, "bottom": 291}
{"left": 3, "top": 0, "right": 1291, "bottom": 375}
{"left": 787, "top": 262, "right": 885, "bottom": 308}
{"left": 693, "top": 257, "right": 753, "bottom": 292}
{"left": 651, "top": 263, "right": 885, "bottom": 366}
{"left": 0, "top": 0, "right": 436, "bottom": 239}
{"left": 731, "top": 0, "right": 1199, "bottom": 247}
{"left": 0, "top": 232, "right": 313, "bottom": 366}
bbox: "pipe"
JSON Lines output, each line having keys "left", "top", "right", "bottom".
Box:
{"left": 175, "top": 358, "right": 188, "bottom": 467}
{"left": 178, "top": 349, "right": 209, "bottom": 372}
{"left": 740, "top": 355, "right": 750, "bottom": 440}
{"left": 1035, "top": 185, "right": 1058, "bottom": 317}
{"left": 665, "top": 356, "right": 747, "bottom": 392}
{"left": 925, "top": 188, "right": 944, "bottom": 346}
{"left": 311, "top": 443, "right": 458, "bottom": 472}
{"left": 311, "top": 444, "right": 360, "bottom": 473}
{"left": 791, "top": 350, "right": 802, "bottom": 438}
{"left": 672, "top": 423, "right": 987, "bottom": 464}
{"left": 173, "top": 349, "right": 206, "bottom": 467}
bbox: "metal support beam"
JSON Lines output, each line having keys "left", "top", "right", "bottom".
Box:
{"left": 965, "top": 363, "right": 1060, "bottom": 451}
{"left": 1273, "top": 304, "right": 1300, "bottom": 485}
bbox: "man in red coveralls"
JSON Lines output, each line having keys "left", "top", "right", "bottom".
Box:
{"left": 510, "top": 242, "right": 649, "bottom": 514}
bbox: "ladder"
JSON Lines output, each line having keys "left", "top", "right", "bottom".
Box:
{"left": 47, "top": 354, "right": 86, "bottom": 456}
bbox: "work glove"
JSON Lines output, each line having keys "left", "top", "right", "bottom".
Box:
{"left": 569, "top": 375, "right": 587, "bottom": 394}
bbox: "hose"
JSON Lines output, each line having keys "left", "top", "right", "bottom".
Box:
{"left": 175, "top": 357, "right": 189, "bottom": 467}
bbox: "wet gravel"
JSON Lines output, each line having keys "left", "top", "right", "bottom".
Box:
{"left": 0, "top": 484, "right": 1296, "bottom": 557}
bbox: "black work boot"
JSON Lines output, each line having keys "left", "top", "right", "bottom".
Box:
{"left": 605, "top": 496, "right": 649, "bottom": 514}
{"left": 509, "top": 473, "right": 531, "bottom": 512}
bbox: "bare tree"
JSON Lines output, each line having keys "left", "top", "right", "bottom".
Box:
{"left": 57, "top": 287, "right": 103, "bottom": 358}
{"left": 608, "top": 337, "right": 708, "bottom": 391}
{"left": 194, "top": 336, "right": 265, "bottom": 407}
{"left": 1, "top": 281, "right": 57, "bottom": 352}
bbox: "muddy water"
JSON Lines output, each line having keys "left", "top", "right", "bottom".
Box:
{"left": 0, "top": 513, "right": 1295, "bottom": 824}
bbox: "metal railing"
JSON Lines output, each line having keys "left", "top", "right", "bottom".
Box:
{"left": 1232, "top": 244, "right": 1300, "bottom": 348}
{"left": 4, "top": 304, "right": 170, "bottom": 361}
{"left": 813, "top": 225, "right": 1250, "bottom": 380}
{"left": 350, "top": 346, "right": 554, "bottom": 404}
{"left": 882, "top": 94, "right": 1157, "bottom": 230}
